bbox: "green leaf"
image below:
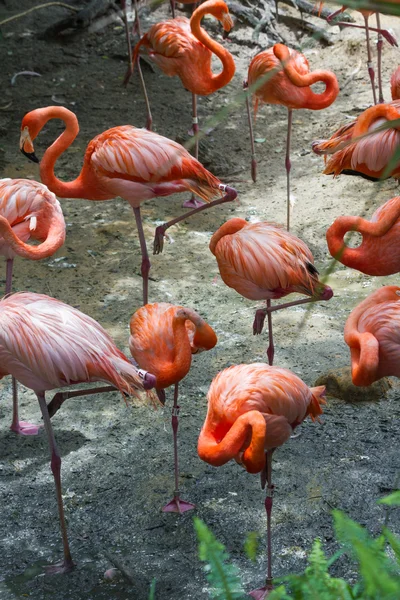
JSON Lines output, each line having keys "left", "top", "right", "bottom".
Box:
{"left": 148, "top": 578, "right": 156, "bottom": 600}
{"left": 194, "top": 518, "right": 245, "bottom": 600}
{"left": 243, "top": 532, "right": 260, "bottom": 562}
{"left": 383, "top": 527, "right": 400, "bottom": 566}
{"left": 379, "top": 491, "right": 400, "bottom": 506}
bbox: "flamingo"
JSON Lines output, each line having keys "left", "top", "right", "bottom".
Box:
{"left": 209, "top": 218, "right": 333, "bottom": 365}
{"left": 0, "top": 292, "right": 156, "bottom": 573}
{"left": 19, "top": 106, "right": 237, "bottom": 305}
{"left": 312, "top": 66, "right": 400, "bottom": 179}
{"left": 129, "top": 302, "right": 217, "bottom": 513}
{"left": 325, "top": 4, "right": 397, "bottom": 105}
{"left": 245, "top": 43, "right": 339, "bottom": 230}
{"left": 344, "top": 285, "right": 400, "bottom": 386}
{"left": 0, "top": 178, "right": 66, "bottom": 435}
{"left": 326, "top": 196, "right": 400, "bottom": 275}
{"left": 197, "top": 362, "right": 326, "bottom": 598}
{"left": 128, "top": 0, "right": 235, "bottom": 208}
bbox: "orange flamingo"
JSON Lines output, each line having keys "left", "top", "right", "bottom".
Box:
{"left": 210, "top": 218, "right": 333, "bottom": 365}
{"left": 245, "top": 43, "right": 339, "bottom": 230}
{"left": 0, "top": 178, "right": 66, "bottom": 435}
{"left": 312, "top": 67, "right": 400, "bottom": 179}
{"left": 344, "top": 285, "right": 400, "bottom": 386}
{"left": 198, "top": 363, "right": 326, "bottom": 598}
{"left": 20, "top": 106, "right": 237, "bottom": 305}
{"left": 128, "top": 0, "right": 235, "bottom": 208}
{"left": 326, "top": 196, "right": 400, "bottom": 275}
{"left": 0, "top": 292, "right": 155, "bottom": 573}
{"left": 129, "top": 302, "right": 217, "bottom": 512}
{"left": 325, "top": 4, "right": 397, "bottom": 104}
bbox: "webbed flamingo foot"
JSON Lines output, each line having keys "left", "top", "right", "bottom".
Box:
{"left": 162, "top": 493, "right": 195, "bottom": 514}
{"left": 182, "top": 195, "right": 206, "bottom": 209}
{"left": 44, "top": 558, "right": 75, "bottom": 575}
{"left": 253, "top": 309, "right": 267, "bottom": 335}
{"left": 10, "top": 421, "right": 42, "bottom": 436}
{"left": 248, "top": 582, "right": 274, "bottom": 599}
{"left": 153, "top": 224, "right": 166, "bottom": 255}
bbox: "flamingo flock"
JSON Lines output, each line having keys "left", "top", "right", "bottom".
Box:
{"left": 1, "top": 0, "right": 400, "bottom": 596}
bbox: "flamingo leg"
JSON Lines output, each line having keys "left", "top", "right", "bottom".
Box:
{"left": 121, "top": 0, "right": 133, "bottom": 76}
{"left": 133, "top": 206, "right": 151, "bottom": 305}
{"left": 37, "top": 392, "right": 74, "bottom": 574}
{"left": 162, "top": 383, "right": 195, "bottom": 514}
{"left": 153, "top": 185, "right": 237, "bottom": 254}
{"left": 253, "top": 300, "right": 274, "bottom": 365}
{"left": 183, "top": 94, "right": 205, "bottom": 209}
{"left": 5, "top": 259, "right": 41, "bottom": 436}
{"left": 364, "top": 15, "right": 377, "bottom": 105}
{"left": 244, "top": 80, "right": 257, "bottom": 183}
{"left": 133, "top": 0, "right": 142, "bottom": 37}
{"left": 285, "top": 108, "right": 293, "bottom": 232}
{"left": 170, "top": 0, "right": 176, "bottom": 18}
{"left": 376, "top": 13, "right": 384, "bottom": 104}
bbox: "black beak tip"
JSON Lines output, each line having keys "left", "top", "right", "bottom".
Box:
{"left": 21, "top": 148, "right": 39, "bottom": 163}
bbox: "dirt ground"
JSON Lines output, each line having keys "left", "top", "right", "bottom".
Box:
{"left": 0, "top": 1, "right": 399, "bottom": 598}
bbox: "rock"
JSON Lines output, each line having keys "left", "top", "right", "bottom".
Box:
{"left": 314, "top": 367, "right": 392, "bottom": 402}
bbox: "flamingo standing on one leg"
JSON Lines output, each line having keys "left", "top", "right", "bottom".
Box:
{"left": 0, "top": 292, "right": 156, "bottom": 573}
{"left": 344, "top": 285, "right": 400, "bottom": 386}
{"left": 128, "top": 0, "right": 235, "bottom": 208}
{"left": 326, "top": 196, "right": 400, "bottom": 275}
{"left": 209, "top": 218, "right": 333, "bottom": 365}
{"left": 197, "top": 363, "right": 326, "bottom": 598}
{"left": 245, "top": 43, "right": 339, "bottom": 231}
{"left": 312, "top": 67, "right": 400, "bottom": 180}
{"left": 129, "top": 302, "right": 217, "bottom": 513}
{"left": 0, "top": 178, "right": 66, "bottom": 435}
{"left": 20, "top": 106, "right": 237, "bottom": 306}
{"left": 325, "top": 4, "right": 397, "bottom": 104}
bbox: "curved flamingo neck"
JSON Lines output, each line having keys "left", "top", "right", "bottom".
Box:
{"left": 353, "top": 104, "right": 400, "bottom": 138}
{"left": 209, "top": 218, "right": 247, "bottom": 255}
{"left": 190, "top": 3, "right": 235, "bottom": 91}
{"left": 273, "top": 44, "right": 339, "bottom": 110}
{"left": 326, "top": 216, "right": 368, "bottom": 271}
{"left": 178, "top": 308, "right": 217, "bottom": 350}
{"left": 34, "top": 107, "right": 87, "bottom": 198}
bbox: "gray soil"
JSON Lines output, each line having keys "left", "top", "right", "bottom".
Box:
{"left": 0, "top": 1, "right": 399, "bottom": 598}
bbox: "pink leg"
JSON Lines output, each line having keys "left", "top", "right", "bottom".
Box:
{"left": 5, "top": 259, "right": 41, "bottom": 436}
{"left": 244, "top": 80, "right": 257, "bottom": 183}
{"left": 266, "top": 300, "right": 274, "bottom": 366}
{"left": 183, "top": 94, "right": 205, "bottom": 209}
{"left": 133, "top": 206, "right": 151, "bottom": 305}
{"left": 376, "top": 13, "right": 384, "bottom": 104}
{"left": 170, "top": 0, "right": 176, "bottom": 18}
{"left": 285, "top": 109, "right": 292, "bottom": 232}
{"left": 326, "top": 19, "right": 398, "bottom": 47}
{"left": 364, "top": 15, "right": 377, "bottom": 105}
{"left": 153, "top": 184, "right": 237, "bottom": 254}
{"left": 249, "top": 450, "right": 275, "bottom": 599}
{"left": 37, "top": 392, "right": 75, "bottom": 574}
{"left": 162, "top": 383, "right": 195, "bottom": 514}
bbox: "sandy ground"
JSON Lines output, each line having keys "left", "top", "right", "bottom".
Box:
{"left": 0, "top": 1, "right": 399, "bottom": 598}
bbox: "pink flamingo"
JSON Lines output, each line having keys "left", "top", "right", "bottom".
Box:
{"left": 20, "top": 106, "right": 237, "bottom": 306}
{"left": 344, "top": 285, "right": 400, "bottom": 386}
{"left": 326, "top": 196, "right": 400, "bottom": 275}
{"left": 128, "top": 0, "right": 235, "bottom": 208}
{"left": 0, "top": 178, "right": 66, "bottom": 435}
{"left": 129, "top": 302, "right": 217, "bottom": 512}
{"left": 198, "top": 363, "right": 326, "bottom": 598}
{"left": 245, "top": 43, "right": 339, "bottom": 230}
{"left": 210, "top": 218, "right": 333, "bottom": 365}
{"left": 0, "top": 292, "right": 156, "bottom": 573}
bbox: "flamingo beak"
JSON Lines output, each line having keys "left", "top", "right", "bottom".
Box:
{"left": 20, "top": 127, "right": 39, "bottom": 163}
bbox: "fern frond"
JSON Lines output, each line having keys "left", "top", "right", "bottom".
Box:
{"left": 379, "top": 491, "right": 400, "bottom": 506}
{"left": 383, "top": 527, "right": 400, "bottom": 567}
{"left": 194, "top": 518, "right": 245, "bottom": 600}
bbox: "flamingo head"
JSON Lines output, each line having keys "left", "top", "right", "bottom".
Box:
{"left": 201, "top": 0, "right": 233, "bottom": 32}
{"left": 20, "top": 124, "right": 39, "bottom": 163}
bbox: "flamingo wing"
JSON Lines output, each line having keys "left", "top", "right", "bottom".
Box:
{"left": 146, "top": 18, "right": 198, "bottom": 59}
{"left": 0, "top": 178, "right": 61, "bottom": 228}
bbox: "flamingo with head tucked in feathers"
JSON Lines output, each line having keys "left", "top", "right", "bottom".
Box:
{"left": 127, "top": 0, "right": 235, "bottom": 209}
{"left": 0, "top": 292, "right": 156, "bottom": 574}
{"left": 344, "top": 285, "right": 400, "bottom": 386}
{"left": 245, "top": 43, "right": 339, "bottom": 230}
{"left": 0, "top": 178, "right": 66, "bottom": 435}
{"left": 312, "top": 66, "right": 400, "bottom": 180}
{"left": 19, "top": 106, "right": 237, "bottom": 306}
{"left": 209, "top": 218, "right": 333, "bottom": 365}
{"left": 129, "top": 302, "right": 217, "bottom": 513}
{"left": 198, "top": 362, "right": 326, "bottom": 598}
